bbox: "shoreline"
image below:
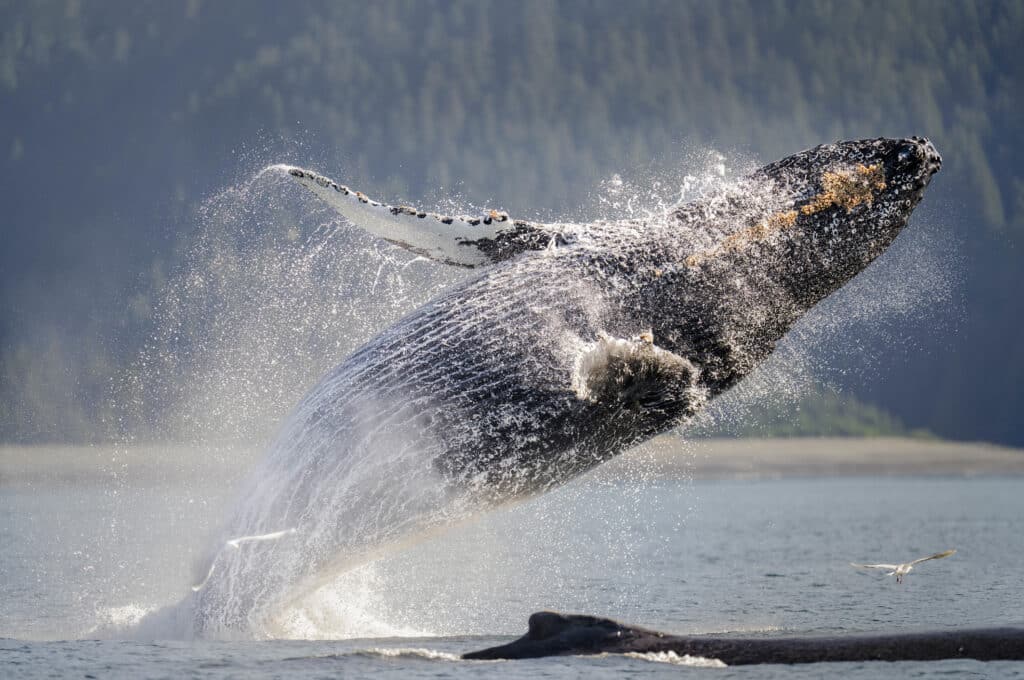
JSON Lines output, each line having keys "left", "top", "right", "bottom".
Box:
{"left": 600, "top": 436, "right": 1024, "bottom": 480}
{"left": 2, "top": 437, "right": 1023, "bottom": 487}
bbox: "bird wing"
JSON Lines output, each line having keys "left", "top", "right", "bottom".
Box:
{"left": 285, "top": 165, "right": 574, "bottom": 267}
{"left": 850, "top": 562, "right": 900, "bottom": 571}
{"left": 909, "top": 549, "right": 956, "bottom": 566}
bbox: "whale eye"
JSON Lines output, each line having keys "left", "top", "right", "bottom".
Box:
{"left": 897, "top": 144, "right": 916, "bottom": 164}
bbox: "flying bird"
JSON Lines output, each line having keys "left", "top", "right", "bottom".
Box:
{"left": 851, "top": 549, "right": 956, "bottom": 584}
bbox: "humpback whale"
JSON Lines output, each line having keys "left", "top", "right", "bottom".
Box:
{"left": 186, "top": 137, "right": 941, "bottom": 637}
{"left": 463, "top": 611, "right": 1024, "bottom": 663}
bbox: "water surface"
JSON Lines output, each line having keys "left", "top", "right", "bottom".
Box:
{"left": 2, "top": 448, "right": 1022, "bottom": 677}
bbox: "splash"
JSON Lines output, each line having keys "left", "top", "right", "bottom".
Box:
{"left": 111, "top": 165, "right": 463, "bottom": 639}
{"left": 619, "top": 650, "right": 728, "bottom": 667}
{"left": 351, "top": 648, "right": 466, "bottom": 661}
{"left": 694, "top": 202, "right": 958, "bottom": 436}
{"left": 88, "top": 603, "right": 155, "bottom": 637}
{"left": 268, "top": 563, "right": 432, "bottom": 639}
{"left": 122, "top": 164, "right": 459, "bottom": 447}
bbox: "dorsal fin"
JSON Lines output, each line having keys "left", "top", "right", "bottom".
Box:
{"left": 285, "top": 166, "right": 573, "bottom": 267}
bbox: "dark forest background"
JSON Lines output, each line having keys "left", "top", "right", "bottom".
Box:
{"left": 1, "top": 0, "right": 1022, "bottom": 445}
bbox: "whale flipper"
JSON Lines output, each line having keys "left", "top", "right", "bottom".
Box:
{"left": 285, "top": 166, "right": 573, "bottom": 267}
{"left": 573, "top": 331, "right": 706, "bottom": 416}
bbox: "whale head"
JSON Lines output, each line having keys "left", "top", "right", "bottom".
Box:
{"left": 749, "top": 136, "right": 942, "bottom": 306}
{"left": 665, "top": 137, "right": 943, "bottom": 390}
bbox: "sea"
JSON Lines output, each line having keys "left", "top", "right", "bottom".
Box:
{"left": 2, "top": 447, "right": 1023, "bottom": 678}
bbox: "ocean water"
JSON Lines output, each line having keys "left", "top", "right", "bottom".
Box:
{"left": 2, "top": 451, "right": 1023, "bottom": 678}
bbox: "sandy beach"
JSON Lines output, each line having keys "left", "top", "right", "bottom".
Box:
{"left": 3, "top": 437, "right": 1023, "bottom": 487}
{"left": 603, "top": 436, "right": 1024, "bottom": 480}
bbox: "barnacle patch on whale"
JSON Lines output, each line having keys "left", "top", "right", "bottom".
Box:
{"left": 801, "top": 163, "right": 886, "bottom": 215}
{"left": 685, "top": 163, "right": 886, "bottom": 267}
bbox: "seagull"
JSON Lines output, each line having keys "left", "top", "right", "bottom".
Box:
{"left": 191, "top": 528, "right": 298, "bottom": 592}
{"left": 851, "top": 549, "right": 956, "bottom": 584}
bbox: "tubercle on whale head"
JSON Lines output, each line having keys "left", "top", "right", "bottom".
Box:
{"left": 763, "top": 136, "right": 941, "bottom": 236}
{"left": 740, "top": 136, "right": 942, "bottom": 305}
{"left": 681, "top": 138, "right": 941, "bottom": 271}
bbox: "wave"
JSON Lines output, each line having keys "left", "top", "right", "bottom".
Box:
{"left": 618, "top": 650, "right": 728, "bottom": 667}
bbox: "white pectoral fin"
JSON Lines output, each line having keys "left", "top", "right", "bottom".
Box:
{"left": 573, "top": 330, "right": 707, "bottom": 415}
{"left": 285, "top": 165, "right": 572, "bottom": 267}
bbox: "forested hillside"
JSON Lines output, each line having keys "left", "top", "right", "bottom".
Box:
{"left": 1, "top": 0, "right": 1021, "bottom": 444}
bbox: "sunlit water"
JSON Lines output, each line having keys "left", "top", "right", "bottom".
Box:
{"left": 3, "top": 459, "right": 1023, "bottom": 677}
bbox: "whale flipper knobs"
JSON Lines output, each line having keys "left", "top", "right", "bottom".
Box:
{"left": 192, "top": 139, "right": 941, "bottom": 635}
{"left": 283, "top": 165, "right": 569, "bottom": 267}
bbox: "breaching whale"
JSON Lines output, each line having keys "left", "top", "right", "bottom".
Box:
{"left": 185, "top": 137, "right": 941, "bottom": 637}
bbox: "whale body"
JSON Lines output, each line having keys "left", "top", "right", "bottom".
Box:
{"left": 187, "top": 137, "right": 941, "bottom": 637}
{"left": 463, "top": 611, "right": 1024, "bottom": 663}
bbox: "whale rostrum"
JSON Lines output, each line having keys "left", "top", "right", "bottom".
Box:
{"left": 187, "top": 138, "right": 941, "bottom": 637}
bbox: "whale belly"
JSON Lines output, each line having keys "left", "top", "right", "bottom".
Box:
{"left": 191, "top": 258, "right": 619, "bottom": 635}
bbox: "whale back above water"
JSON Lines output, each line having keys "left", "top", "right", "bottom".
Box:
{"left": 188, "top": 138, "right": 941, "bottom": 637}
